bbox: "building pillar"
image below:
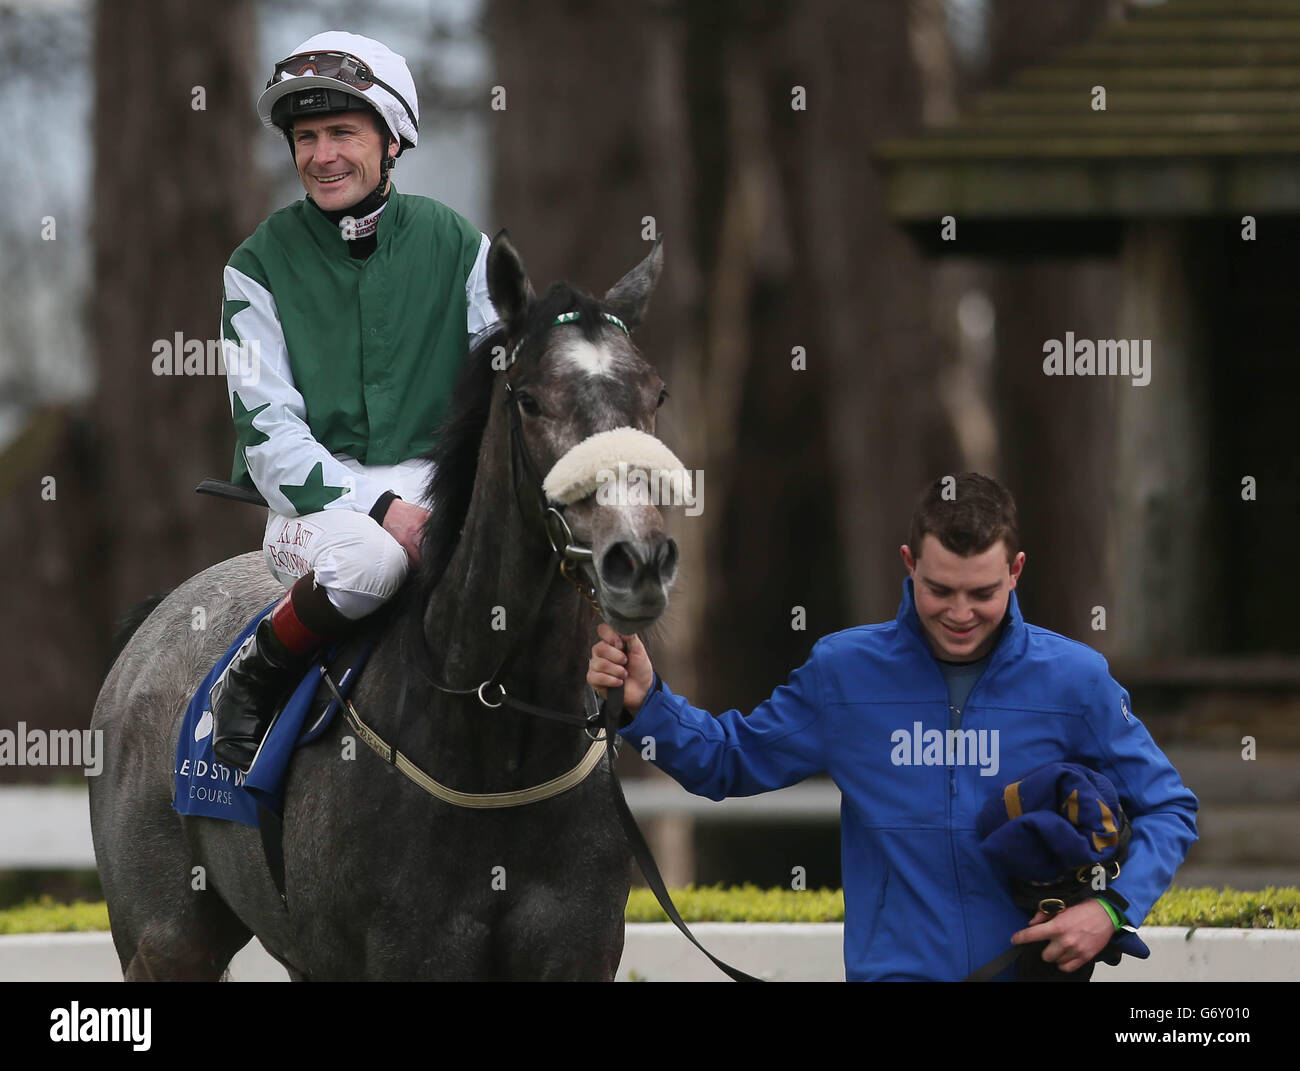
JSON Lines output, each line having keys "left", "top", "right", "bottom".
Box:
{"left": 1109, "top": 223, "right": 1216, "bottom": 659}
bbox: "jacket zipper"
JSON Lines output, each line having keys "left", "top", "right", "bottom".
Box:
{"left": 905, "top": 581, "right": 1013, "bottom": 978}
{"left": 936, "top": 650, "right": 999, "bottom": 978}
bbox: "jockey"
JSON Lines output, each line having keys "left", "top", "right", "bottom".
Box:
{"left": 211, "top": 31, "right": 498, "bottom": 772}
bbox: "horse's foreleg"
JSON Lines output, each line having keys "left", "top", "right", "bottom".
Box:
{"left": 118, "top": 897, "right": 253, "bottom": 982}
{"left": 124, "top": 937, "right": 229, "bottom": 982}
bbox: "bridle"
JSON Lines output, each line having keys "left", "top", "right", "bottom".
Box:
{"left": 323, "top": 306, "right": 765, "bottom": 980}
{"left": 432, "top": 309, "right": 633, "bottom": 726}
{"left": 332, "top": 310, "right": 633, "bottom": 809}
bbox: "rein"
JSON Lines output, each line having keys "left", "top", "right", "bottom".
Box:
{"left": 336, "top": 308, "right": 763, "bottom": 981}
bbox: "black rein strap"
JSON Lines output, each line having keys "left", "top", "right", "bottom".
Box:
{"left": 601, "top": 683, "right": 763, "bottom": 982}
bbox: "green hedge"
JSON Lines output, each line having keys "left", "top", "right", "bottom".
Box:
{"left": 626, "top": 884, "right": 845, "bottom": 922}
{"left": 0, "top": 898, "right": 109, "bottom": 935}
{"left": 2, "top": 886, "right": 1298, "bottom": 935}
{"left": 626, "top": 884, "right": 1300, "bottom": 927}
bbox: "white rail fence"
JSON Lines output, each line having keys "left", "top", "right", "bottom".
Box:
{"left": 0, "top": 780, "right": 842, "bottom": 869}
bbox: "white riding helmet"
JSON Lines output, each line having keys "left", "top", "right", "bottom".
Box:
{"left": 257, "top": 31, "right": 419, "bottom": 154}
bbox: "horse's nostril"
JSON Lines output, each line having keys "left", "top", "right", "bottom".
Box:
{"left": 601, "top": 537, "right": 677, "bottom": 591}
{"left": 601, "top": 542, "right": 638, "bottom": 588}
{"left": 657, "top": 539, "right": 679, "bottom": 576}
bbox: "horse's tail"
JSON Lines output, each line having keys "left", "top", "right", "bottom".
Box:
{"left": 107, "top": 591, "right": 172, "bottom": 670}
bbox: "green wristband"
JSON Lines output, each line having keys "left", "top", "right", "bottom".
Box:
{"left": 1097, "top": 898, "right": 1124, "bottom": 930}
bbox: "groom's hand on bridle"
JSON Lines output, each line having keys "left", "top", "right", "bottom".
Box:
{"left": 588, "top": 621, "right": 654, "bottom": 715}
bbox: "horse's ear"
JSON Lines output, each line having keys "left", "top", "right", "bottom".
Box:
{"left": 603, "top": 237, "right": 663, "bottom": 330}
{"left": 487, "top": 229, "right": 535, "bottom": 327}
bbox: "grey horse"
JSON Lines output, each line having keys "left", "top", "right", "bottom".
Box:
{"left": 89, "top": 232, "right": 681, "bottom": 980}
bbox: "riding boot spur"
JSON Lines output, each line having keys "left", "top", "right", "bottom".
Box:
{"left": 210, "top": 572, "right": 350, "bottom": 772}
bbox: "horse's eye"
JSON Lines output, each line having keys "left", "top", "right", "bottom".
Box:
{"left": 657, "top": 387, "right": 669, "bottom": 409}
{"left": 516, "top": 390, "right": 542, "bottom": 417}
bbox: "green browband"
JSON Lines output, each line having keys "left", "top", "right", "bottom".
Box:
{"left": 508, "top": 310, "right": 629, "bottom": 366}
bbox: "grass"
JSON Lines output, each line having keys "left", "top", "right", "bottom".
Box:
{"left": 2, "top": 885, "right": 1298, "bottom": 935}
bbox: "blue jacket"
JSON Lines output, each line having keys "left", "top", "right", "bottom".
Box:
{"left": 619, "top": 578, "right": 1199, "bottom": 981}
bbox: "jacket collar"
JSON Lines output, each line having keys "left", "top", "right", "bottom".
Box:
{"left": 302, "top": 184, "right": 400, "bottom": 255}
{"left": 896, "top": 575, "right": 1026, "bottom": 671}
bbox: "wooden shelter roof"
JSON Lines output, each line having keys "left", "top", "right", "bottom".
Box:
{"left": 878, "top": 0, "right": 1300, "bottom": 232}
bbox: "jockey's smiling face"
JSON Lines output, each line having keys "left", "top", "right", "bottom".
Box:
{"left": 900, "top": 534, "right": 1025, "bottom": 664}
{"left": 291, "top": 110, "right": 398, "bottom": 211}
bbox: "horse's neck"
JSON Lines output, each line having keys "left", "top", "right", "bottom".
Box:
{"left": 414, "top": 425, "right": 592, "bottom": 765}
{"left": 428, "top": 503, "right": 585, "bottom": 690}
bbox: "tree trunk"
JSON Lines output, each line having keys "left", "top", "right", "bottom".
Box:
{"left": 89, "top": 0, "right": 266, "bottom": 614}
{"left": 986, "top": 0, "right": 1124, "bottom": 645}
{"left": 0, "top": 0, "right": 262, "bottom": 774}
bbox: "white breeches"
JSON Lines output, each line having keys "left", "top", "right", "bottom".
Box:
{"left": 262, "top": 456, "right": 433, "bottom": 620}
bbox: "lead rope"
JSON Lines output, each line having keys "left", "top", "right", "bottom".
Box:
{"left": 600, "top": 682, "right": 764, "bottom": 982}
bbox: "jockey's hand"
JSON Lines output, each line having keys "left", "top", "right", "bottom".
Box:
{"left": 587, "top": 621, "right": 654, "bottom": 715}
{"left": 1010, "top": 899, "right": 1115, "bottom": 973}
{"left": 382, "top": 499, "right": 430, "bottom": 565}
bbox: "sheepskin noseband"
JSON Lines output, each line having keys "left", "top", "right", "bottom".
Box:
{"left": 542, "top": 427, "right": 691, "bottom": 506}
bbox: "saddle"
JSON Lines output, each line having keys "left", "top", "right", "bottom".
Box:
{"left": 172, "top": 602, "right": 378, "bottom": 875}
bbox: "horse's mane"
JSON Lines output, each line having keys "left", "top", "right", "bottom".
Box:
{"left": 397, "top": 281, "right": 615, "bottom": 657}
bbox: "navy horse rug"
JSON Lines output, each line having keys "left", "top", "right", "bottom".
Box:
{"left": 172, "top": 600, "right": 371, "bottom": 828}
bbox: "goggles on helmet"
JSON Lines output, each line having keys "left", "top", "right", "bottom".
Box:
{"left": 267, "top": 50, "right": 417, "bottom": 131}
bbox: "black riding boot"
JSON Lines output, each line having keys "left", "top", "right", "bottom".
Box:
{"left": 210, "top": 615, "right": 309, "bottom": 773}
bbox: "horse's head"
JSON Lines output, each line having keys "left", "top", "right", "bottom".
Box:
{"left": 487, "top": 231, "right": 682, "bottom": 636}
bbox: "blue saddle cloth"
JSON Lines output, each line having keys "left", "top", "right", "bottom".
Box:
{"left": 172, "top": 600, "right": 369, "bottom": 829}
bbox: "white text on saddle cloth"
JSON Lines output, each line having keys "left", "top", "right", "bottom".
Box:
{"left": 542, "top": 427, "right": 702, "bottom": 516}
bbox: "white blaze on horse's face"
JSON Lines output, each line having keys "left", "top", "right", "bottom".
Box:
{"left": 558, "top": 335, "right": 620, "bottom": 379}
